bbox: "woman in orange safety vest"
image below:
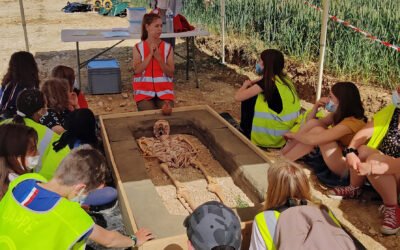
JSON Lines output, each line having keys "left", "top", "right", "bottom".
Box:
{"left": 132, "top": 13, "right": 175, "bottom": 111}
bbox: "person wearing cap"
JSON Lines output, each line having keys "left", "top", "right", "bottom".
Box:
{"left": 0, "top": 145, "right": 154, "bottom": 249}
{"left": 1, "top": 89, "right": 70, "bottom": 180}
{"left": 184, "top": 201, "right": 242, "bottom": 250}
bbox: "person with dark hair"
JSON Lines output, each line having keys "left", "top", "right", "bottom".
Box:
{"left": 40, "top": 78, "right": 74, "bottom": 134}
{"left": 53, "top": 108, "right": 118, "bottom": 210}
{"left": 1, "top": 89, "right": 70, "bottom": 180}
{"left": 234, "top": 49, "right": 300, "bottom": 148}
{"left": 0, "top": 123, "right": 38, "bottom": 200}
{"left": 282, "top": 82, "right": 367, "bottom": 179}
{"left": 51, "top": 65, "right": 89, "bottom": 108}
{"left": 0, "top": 145, "right": 154, "bottom": 249}
{"left": 328, "top": 85, "right": 400, "bottom": 235}
{"left": 0, "top": 51, "right": 40, "bottom": 119}
{"left": 132, "top": 13, "right": 175, "bottom": 111}
{"left": 184, "top": 201, "right": 242, "bottom": 250}
{"left": 53, "top": 108, "right": 98, "bottom": 151}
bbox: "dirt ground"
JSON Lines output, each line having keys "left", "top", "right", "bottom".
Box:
{"left": 1, "top": 0, "right": 399, "bottom": 249}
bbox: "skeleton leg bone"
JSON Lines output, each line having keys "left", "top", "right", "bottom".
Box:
{"left": 190, "top": 159, "right": 229, "bottom": 205}
{"left": 160, "top": 163, "right": 196, "bottom": 213}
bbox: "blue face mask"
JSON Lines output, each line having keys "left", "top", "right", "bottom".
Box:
{"left": 255, "top": 63, "right": 264, "bottom": 75}
{"left": 392, "top": 91, "right": 400, "bottom": 108}
{"left": 325, "top": 100, "right": 337, "bottom": 113}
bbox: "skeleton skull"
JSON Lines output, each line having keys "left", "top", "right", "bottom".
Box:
{"left": 153, "top": 120, "right": 170, "bottom": 139}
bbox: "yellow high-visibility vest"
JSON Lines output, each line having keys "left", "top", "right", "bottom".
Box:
{"left": 0, "top": 173, "right": 94, "bottom": 250}
{"left": 251, "top": 76, "right": 301, "bottom": 148}
{"left": 367, "top": 104, "right": 396, "bottom": 149}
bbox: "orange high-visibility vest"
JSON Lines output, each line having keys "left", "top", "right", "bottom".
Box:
{"left": 132, "top": 40, "right": 174, "bottom": 102}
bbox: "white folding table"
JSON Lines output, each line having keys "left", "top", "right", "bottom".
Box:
{"left": 61, "top": 28, "right": 210, "bottom": 88}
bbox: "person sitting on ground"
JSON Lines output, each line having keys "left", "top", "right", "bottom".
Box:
{"left": 329, "top": 85, "right": 400, "bottom": 235}
{"left": 53, "top": 108, "right": 99, "bottom": 151}
{"left": 51, "top": 65, "right": 89, "bottom": 109}
{"left": 40, "top": 78, "right": 74, "bottom": 134}
{"left": 0, "top": 123, "right": 38, "bottom": 200}
{"left": 250, "top": 163, "right": 355, "bottom": 250}
{"left": 2, "top": 89, "right": 70, "bottom": 180}
{"left": 184, "top": 200, "right": 242, "bottom": 250}
{"left": 0, "top": 145, "right": 154, "bottom": 249}
{"left": 281, "top": 82, "right": 366, "bottom": 180}
{"left": 53, "top": 108, "right": 118, "bottom": 209}
{"left": 0, "top": 51, "right": 40, "bottom": 119}
{"left": 132, "top": 13, "right": 175, "bottom": 111}
{"left": 234, "top": 49, "right": 301, "bottom": 148}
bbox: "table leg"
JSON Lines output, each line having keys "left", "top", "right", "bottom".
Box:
{"left": 76, "top": 42, "right": 81, "bottom": 90}
{"left": 191, "top": 37, "right": 200, "bottom": 88}
{"left": 186, "top": 37, "right": 190, "bottom": 81}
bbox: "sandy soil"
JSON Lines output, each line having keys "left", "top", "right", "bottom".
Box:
{"left": 139, "top": 134, "right": 254, "bottom": 216}
{"left": 1, "top": 1, "right": 399, "bottom": 249}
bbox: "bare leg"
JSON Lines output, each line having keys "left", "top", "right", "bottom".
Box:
{"left": 283, "top": 126, "right": 327, "bottom": 161}
{"left": 351, "top": 145, "right": 381, "bottom": 187}
{"left": 319, "top": 141, "right": 347, "bottom": 177}
{"left": 368, "top": 174, "right": 400, "bottom": 205}
{"left": 281, "top": 119, "right": 325, "bottom": 154}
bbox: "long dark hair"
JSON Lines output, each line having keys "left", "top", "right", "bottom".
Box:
{"left": 53, "top": 108, "right": 98, "bottom": 152}
{"left": 13, "top": 89, "right": 45, "bottom": 125}
{"left": 331, "top": 82, "right": 366, "bottom": 125}
{"left": 260, "top": 49, "right": 297, "bottom": 103}
{"left": 0, "top": 124, "right": 38, "bottom": 198}
{"left": 1, "top": 51, "right": 39, "bottom": 88}
{"left": 141, "top": 13, "right": 161, "bottom": 41}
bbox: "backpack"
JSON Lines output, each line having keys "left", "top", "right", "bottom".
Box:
{"left": 274, "top": 205, "right": 357, "bottom": 250}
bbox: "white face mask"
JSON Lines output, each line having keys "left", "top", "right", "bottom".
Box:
{"left": 70, "top": 188, "right": 88, "bottom": 204}
{"left": 25, "top": 155, "right": 40, "bottom": 170}
{"left": 392, "top": 90, "right": 400, "bottom": 108}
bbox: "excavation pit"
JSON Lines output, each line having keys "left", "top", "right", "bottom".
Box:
{"left": 100, "top": 105, "right": 271, "bottom": 249}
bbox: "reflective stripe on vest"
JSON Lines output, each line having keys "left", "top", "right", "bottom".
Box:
{"left": 0, "top": 174, "right": 93, "bottom": 250}
{"left": 133, "top": 76, "right": 174, "bottom": 83}
{"left": 254, "top": 110, "right": 300, "bottom": 122}
{"left": 255, "top": 210, "right": 280, "bottom": 250}
{"left": 251, "top": 76, "right": 300, "bottom": 148}
{"left": 367, "top": 104, "right": 396, "bottom": 149}
{"left": 133, "top": 41, "right": 174, "bottom": 102}
{"left": 37, "top": 128, "right": 53, "bottom": 171}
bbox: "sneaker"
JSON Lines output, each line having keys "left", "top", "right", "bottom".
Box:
{"left": 381, "top": 205, "right": 400, "bottom": 235}
{"left": 327, "top": 185, "right": 362, "bottom": 199}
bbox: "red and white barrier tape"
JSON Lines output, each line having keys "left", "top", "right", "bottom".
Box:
{"left": 304, "top": 1, "right": 400, "bottom": 53}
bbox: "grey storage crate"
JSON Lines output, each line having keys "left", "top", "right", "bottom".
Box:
{"left": 87, "top": 59, "right": 122, "bottom": 94}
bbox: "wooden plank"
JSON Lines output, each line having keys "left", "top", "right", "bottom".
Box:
{"left": 99, "top": 105, "right": 207, "bottom": 120}
{"left": 204, "top": 105, "right": 273, "bottom": 163}
{"left": 100, "top": 116, "right": 138, "bottom": 233}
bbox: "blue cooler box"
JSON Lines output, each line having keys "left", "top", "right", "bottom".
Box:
{"left": 87, "top": 59, "right": 121, "bottom": 94}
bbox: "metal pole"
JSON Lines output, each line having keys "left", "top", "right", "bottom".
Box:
{"left": 18, "top": 0, "right": 29, "bottom": 51}
{"left": 220, "top": 0, "right": 225, "bottom": 64}
{"left": 316, "top": 0, "right": 330, "bottom": 101}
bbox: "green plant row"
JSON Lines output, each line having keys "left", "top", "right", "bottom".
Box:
{"left": 131, "top": 0, "right": 399, "bottom": 88}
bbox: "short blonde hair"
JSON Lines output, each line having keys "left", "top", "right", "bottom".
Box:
{"left": 54, "top": 145, "right": 107, "bottom": 191}
{"left": 264, "top": 163, "right": 311, "bottom": 210}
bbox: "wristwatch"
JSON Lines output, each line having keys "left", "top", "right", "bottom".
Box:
{"left": 129, "top": 234, "right": 137, "bottom": 247}
{"left": 342, "top": 147, "right": 358, "bottom": 157}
